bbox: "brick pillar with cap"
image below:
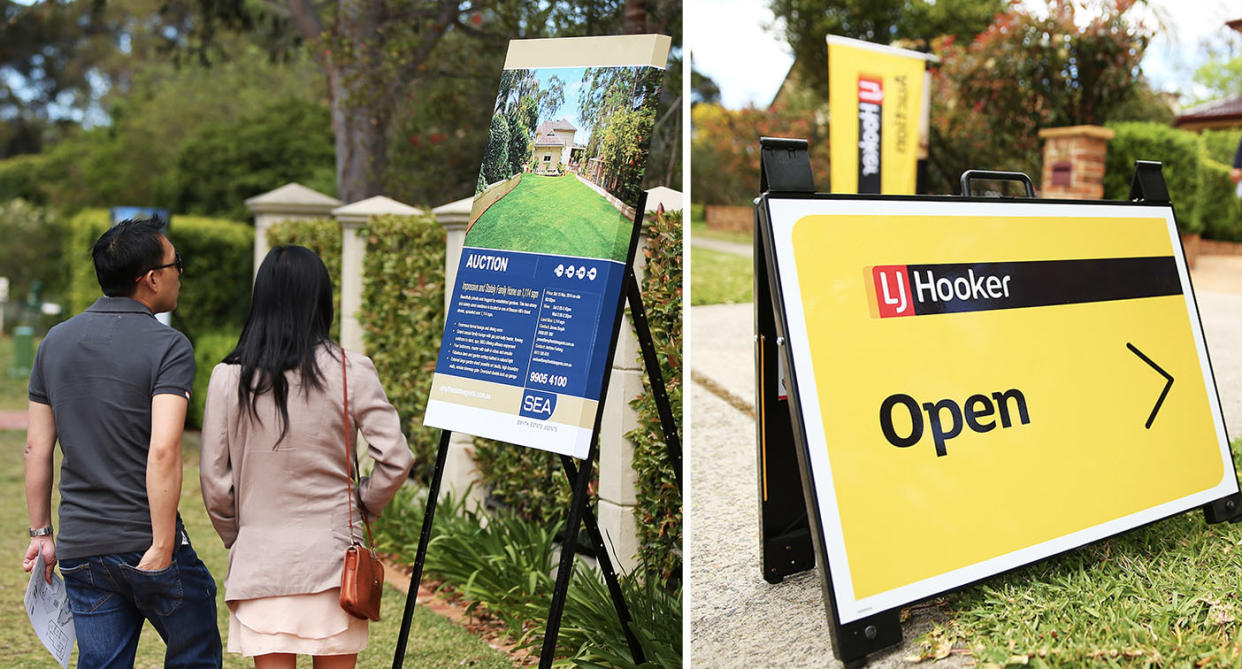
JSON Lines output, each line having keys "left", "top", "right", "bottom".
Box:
{"left": 1038, "top": 125, "right": 1115, "bottom": 200}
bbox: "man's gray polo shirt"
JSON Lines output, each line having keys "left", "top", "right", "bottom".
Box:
{"left": 28, "top": 297, "right": 195, "bottom": 560}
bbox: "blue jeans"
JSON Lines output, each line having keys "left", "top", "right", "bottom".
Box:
{"left": 59, "top": 538, "right": 222, "bottom": 669}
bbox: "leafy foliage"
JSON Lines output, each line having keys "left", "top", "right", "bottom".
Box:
{"left": 928, "top": 0, "right": 1151, "bottom": 194}
{"left": 357, "top": 214, "right": 446, "bottom": 485}
{"left": 482, "top": 113, "right": 511, "bottom": 187}
{"left": 768, "top": 0, "right": 1005, "bottom": 101}
{"left": 167, "top": 215, "right": 254, "bottom": 342}
{"left": 626, "top": 208, "right": 682, "bottom": 585}
{"left": 264, "top": 218, "right": 342, "bottom": 340}
{"left": 189, "top": 329, "right": 242, "bottom": 428}
{"left": 0, "top": 200, "right": 67, "bottom": 310}
{"left": 1196, "top": 157, "right": 1242, "bottom": 242}
{"left": 1103, "top": 122, "right": 1202, "bottom": 233}
{"left": 473, "top": 437, "right": 577, "bottom": 524}
{"left": 690, "top": 101, "right": 830, "bottom": 204}
{"left": 372, "top": 485, "right": 681, "bottom": 667}
{"left": 173, "top": 97, "right": 336, "bottom": 222}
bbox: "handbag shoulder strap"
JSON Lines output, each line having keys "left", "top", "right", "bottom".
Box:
{"left": 341, "top": 348, "right": 375, "bottom": 549}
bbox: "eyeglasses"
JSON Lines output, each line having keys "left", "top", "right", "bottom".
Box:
{"left": 135, "top": 252, "right": 183, "bottom": 282}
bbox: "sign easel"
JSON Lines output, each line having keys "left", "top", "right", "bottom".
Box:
{"left": 392, "top": 34, "right": 680, "bottom": 669}
{"left": 754, "top": 137, "right": 1242, "bottom": 667}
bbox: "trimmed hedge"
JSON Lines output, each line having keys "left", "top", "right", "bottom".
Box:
{"left": 169, "top": 216, "right": 253, "bottom": 341}
{"left": 63, "top": 209, "right": 253, "bottom": 335}
{"left": 1105, "top": 122, "right": 1202, "bottom": 233}
{"left": 190, "top": 330, "right": 242, "bottom": 428}
{"left": 627, "top": 208, "right": 683, "bottom": 585}
{"left": 63, "top": 209, "right": 111, "bottom": 317}
{"left": 1196, "top": 157, "right": 1242, "bottom": 242}
{"left": 62, "top": 209, "right": 253, "bottom": 428}
{"left": 357, "top": 214, "right": 445, "bottom": 484}
{"left": 1201, "top": 129, "right": 1242, "bottom": 166}
{"left": 264, "top": 219, "right": 342, "bottom": 340}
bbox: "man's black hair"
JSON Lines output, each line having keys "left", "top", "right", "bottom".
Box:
{"left": 92, "top": 219, "right": 167, "bottom": 297}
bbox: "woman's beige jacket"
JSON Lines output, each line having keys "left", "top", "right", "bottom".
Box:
{"left": 199, "top": 345, "right": 413, "bottom": 602}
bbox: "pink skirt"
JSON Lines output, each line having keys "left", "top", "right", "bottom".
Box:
{"left": 227, "top": 588, "right": 369, "bottom": 656}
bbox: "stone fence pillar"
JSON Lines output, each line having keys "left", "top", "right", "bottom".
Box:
{"left": 431, "top": 195, "right": 488, "bottom": 511}
{"left": 332, "top": 196, "right": 423, "bottom": 355}
{"left": 244, "top": 183, "right": 341, "bottom": 280}
{"left": 596, "top": 186, "right": 682, "bottom": 574}
{"left": 1038, "top": 125, "right": 1115, "bottom": 200}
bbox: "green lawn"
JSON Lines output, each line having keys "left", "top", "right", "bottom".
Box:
{"left": 689, "top": 217, "right": 751, "bottom": 246}
{"left": 690, "top": 246, "right": 752, "bottom": 305}
{"left": 467, "top": 174, "right": 633, "bottom": 262}
{"left": 913, "top": 439, "right": 1242, "bottom": 666}
{"left": 0, "top": 429, "right": 512, "bottom": 669}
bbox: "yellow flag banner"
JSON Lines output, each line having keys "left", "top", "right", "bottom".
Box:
{"left": 828, "top": 35, "right": 933, "bottom": 194}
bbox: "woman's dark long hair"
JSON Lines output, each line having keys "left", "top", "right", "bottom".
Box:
{"left": 224, "top": 245, "right": 335, "bottom": 444}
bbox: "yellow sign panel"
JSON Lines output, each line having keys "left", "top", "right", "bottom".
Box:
{"left": 827, "top": 36, "right": 930, "bottom": 194}
{"left": 766, "top": 198, "right": 1235, "bottom": 624}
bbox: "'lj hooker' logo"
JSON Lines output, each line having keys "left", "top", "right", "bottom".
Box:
{"left": 857, "top": 76, "right": 883, "bottom": 194}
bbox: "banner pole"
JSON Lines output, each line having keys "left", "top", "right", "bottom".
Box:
{"left": 624, "top": 267, "right": 682, "bottom": 491}
{"left": 560, "top": 456, "right": 646, "bottom": 664}
{"left": 391, "top": 429, "right": 452, "bottom": 669}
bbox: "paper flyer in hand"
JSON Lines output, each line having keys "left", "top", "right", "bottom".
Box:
{"left": 25, "top": 553, "right": 75, "bottom": 668}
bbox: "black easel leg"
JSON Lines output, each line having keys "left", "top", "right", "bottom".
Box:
{"left": 625, "top": 269, "right": 682, "bottom": 492}
{"left": 538, "top": 440, "right": 599, "bottom": 668}
{"left": 392, "top": 429, "right": 452, "bottom": 669}
{"left": 560, "top": 456, "right": 646, "bottom": 665}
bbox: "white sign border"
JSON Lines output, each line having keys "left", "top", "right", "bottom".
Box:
{"left": 766, "top": 196, "right": 1237, "bottom": 625}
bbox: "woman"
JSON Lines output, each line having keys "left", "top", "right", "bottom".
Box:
{"left": 200, "top": 245, "right": 413, "bottom": 668}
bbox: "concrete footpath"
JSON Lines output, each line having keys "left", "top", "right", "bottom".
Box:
{"left": 688, "top": 255, "right": 1242, "bottom": 668}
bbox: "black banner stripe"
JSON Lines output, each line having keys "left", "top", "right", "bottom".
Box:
{"left": 906, "top": 257, "right": 1182, "bottom": 316}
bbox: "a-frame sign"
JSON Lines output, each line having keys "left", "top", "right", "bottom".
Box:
{"left": 754, "top": 138, "right": 1241, "bottom": 667}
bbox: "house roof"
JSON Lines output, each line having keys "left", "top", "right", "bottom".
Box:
{"left": 534, "top": 131, "right": 565, "bottom": 148}
{"left": 535, "top": 118, "right": 577, "bottom": 135}
{"left": 1174, "top": 95, "right": 1242, "bottom": 130}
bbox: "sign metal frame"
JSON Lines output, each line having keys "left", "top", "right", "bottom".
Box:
{"left": 754, "top": 141, "right": 1242, "bottom": 666}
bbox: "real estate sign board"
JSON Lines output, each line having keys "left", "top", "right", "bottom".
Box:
{"left": 424, "top": 34, "right": 672, "bottom": 458}
{"left": 827, "top": 35, "right": 934, "bottom": 195}
{"left": 758, "top": 194, "right": 1237, "bottom": 627}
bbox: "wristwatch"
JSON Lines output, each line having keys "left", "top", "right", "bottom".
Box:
{"left": 28, "top": 526, "right": 52, "bottom": 537}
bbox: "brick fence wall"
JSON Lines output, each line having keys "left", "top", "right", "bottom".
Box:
{"left": 1200, "top": 239, "right": 1242, "bottom": 256}
{"left": 705, "top": 205, "right": 752, "bottom": 234}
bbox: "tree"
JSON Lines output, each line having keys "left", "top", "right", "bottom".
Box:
{"left": 927, "top": 0, "right": 1151, "bottom": 193}
{"left": 690, "top": 102, "right": 830, "bottom": 205}
{"left": 691, "top": 68, "right": 721, "bottom": 106}
{"left": 1192, "top": 36, "right": 1242, "bottom": 104}
{"left": 482, "top": 112, "right": 510, "bottom": 186}
{"left": 768, "top": 0, "right": 1004, "bottom": 100}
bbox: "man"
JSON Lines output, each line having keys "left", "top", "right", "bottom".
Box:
{"left": 23, "top": 219, "right": 222, "bottom": 667}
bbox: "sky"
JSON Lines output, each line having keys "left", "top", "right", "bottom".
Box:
{"left": 687, "top": 0, "right": 1241, "bottom": 110}
{"left": 535, "top": 67, "right": 592, "bottom": 145}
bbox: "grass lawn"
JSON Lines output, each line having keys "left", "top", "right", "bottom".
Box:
{"left": 689, "top": 218, "right": 751, "bottom": 247}
{"left": 0, "top": 428, "right": 513, "bottom": 669}
{"left": 468, "top": 174, "right": 633, "bottom": 262}
{"left": 913, "top": 439, "right": 1242, "bottom": 666}
{"left": 690, "top": 246, "right": 752, "bottom": 306}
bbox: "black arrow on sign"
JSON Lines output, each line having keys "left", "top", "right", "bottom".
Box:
{"left": 1127, "top": 342, "right": 1174, "bottom": 429}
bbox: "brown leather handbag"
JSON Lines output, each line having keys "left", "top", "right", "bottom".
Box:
{"left": 338, "top": 350, "right": 384, "bottom": 621}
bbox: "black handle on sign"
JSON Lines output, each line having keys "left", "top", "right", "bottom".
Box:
{"left": 959, "top": 170, "right": 1035, "bottom": 198}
